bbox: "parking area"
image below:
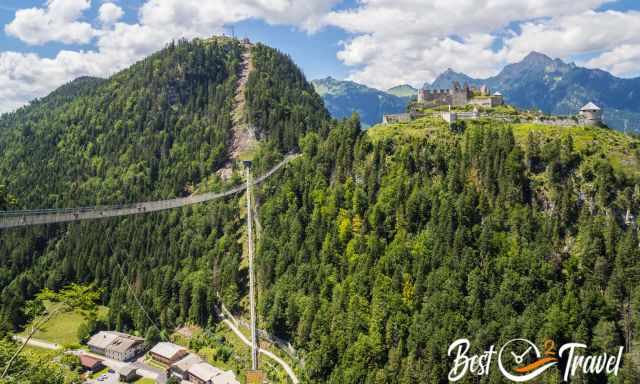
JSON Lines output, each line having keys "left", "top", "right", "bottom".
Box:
{"left": 85, "top": 369, "right": 119, "bottom": 384}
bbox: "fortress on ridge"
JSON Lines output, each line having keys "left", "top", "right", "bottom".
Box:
{"left": 383, "top": 95, "right": 604, "bottom": 127}
{"left": 418, "top": 81, "right": 504, "bottom": 108}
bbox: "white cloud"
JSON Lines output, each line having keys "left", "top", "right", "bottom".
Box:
{"left": 0, "top": 50, "right": 101, "bottom": 112}
{"left": 324, "top": 0, "right": 612, "bottom": 38}
{"left": 98, "top": 2, "right": 124, "bottom": 25}
{"left": 585, "top": 44, "right": 640, "bottom": 77}
{"left": 502, "top": 10, "right": 640, "bottom": 63}
{"left": 4, "top": 0, "right": 95, "bottom": 45}
{"left": 338, "top": 33, "right": 506, "bottom": 90}
{"left": 0, "top": 0, "right": 338, "bottom": 113}
{"left": 324, "top": 0, "right": 640, "bottom": 88}
{"left": 137, "top": 0, "right": 339, "bottom": 34}
{"left": 2, "top": 0, "right": 640, "bottom": 113}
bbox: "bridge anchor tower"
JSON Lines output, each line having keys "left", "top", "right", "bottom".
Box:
{"left": 244, "top": 160, "right": 262, "bottom": 382}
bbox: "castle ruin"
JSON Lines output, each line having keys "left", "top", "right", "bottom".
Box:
{"left": 417, "top": 81, "right": 504, "bottom": 108}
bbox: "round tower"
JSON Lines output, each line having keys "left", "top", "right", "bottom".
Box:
{"left": 579, "top": 102, "right": 602, "bottom": 126}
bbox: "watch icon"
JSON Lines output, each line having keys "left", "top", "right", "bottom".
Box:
{"left": 498, "top": 339, "right": 558, "bottom": 382}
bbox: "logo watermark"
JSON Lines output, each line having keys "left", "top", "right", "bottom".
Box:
{"left": 448, "top": 338, "right": 623, "bottom": 382}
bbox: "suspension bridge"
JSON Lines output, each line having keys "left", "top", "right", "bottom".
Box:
{"left": 0, "top": 154, "right": 298, "bottom": 229}
{"left": 0, "top": 154, "right": 301, "bottom": 383}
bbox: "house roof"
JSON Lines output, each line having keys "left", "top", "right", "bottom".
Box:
{"left": 108, "top": 337, "right": 142, "bottom": 353}
{"left": 188, "top": 362, "right": 223, "bottom": 381}
{"left": 87, "top": 331, "right": 120, "bottom": 350}
{"left": 150, "top": 342, "right": 186, "bottom": 360}
{"left": 172, "top": 353, "right": 203, "bottom": 372}
{"left": 88, "top": 331, "right": 143, "bottom": 352}
{"left": 581, "top": 102, "right": 601, "bottom": 111}
{"left": 212, "top": 370, "right": 240, "bottom": 384}
{"left": 117, "top": 364, "right": 138, "bottom": 376}
{"left": 79, "top": 354, "right": 103, "bottom": 368}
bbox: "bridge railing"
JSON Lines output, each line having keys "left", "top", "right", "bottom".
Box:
{"left": 0, "top": 154, "right": 300, "bottom": 229}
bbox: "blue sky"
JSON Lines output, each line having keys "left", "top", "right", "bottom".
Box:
{"left": 232, "top": 19, "right": 350, "bottom": 81}
{"left": 1, "top": 1, "right": 640, "bottom": 112}
{"left": 0, "top": 0, "right": 353, "bottom": 80}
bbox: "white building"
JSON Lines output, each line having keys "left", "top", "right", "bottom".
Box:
{"left": 87, "top": 331, "right": 145, "bottom": 362}
{"left": 171, "top": 353, "right": 203, "bottom": 380}
{"left": 187, "top": 362, "right": 240, "bottom": 384}
{"left": 149, "top": 342, "right": 188, "bottom": 365}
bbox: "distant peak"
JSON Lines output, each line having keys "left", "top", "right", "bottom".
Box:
{"left": 388, "top": 84, "right": 415, "bottom": 90}
{"left": 522, "top": 51, "right": 553, "bottom": 64}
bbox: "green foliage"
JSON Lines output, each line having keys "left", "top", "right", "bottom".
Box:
{"left": 0, "top": 185, "right": 16, "bottom": 210}
{"left": 0, "top": 39, "right": 242, "bottom": 209}
{"left": 246, "top": 44, "right": 332, "bottom": 152}
{"left": 0, "top": 39, "right": 323, "bottom": 342}
{"left": 0, "top": 339, "right": 80, "bottom": 383}
{"left": 253, "top": 121, "right": 640, "bottom": 383}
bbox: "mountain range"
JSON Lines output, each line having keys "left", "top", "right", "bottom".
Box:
{"left": 314, "top": 52, "right": 640, "bottom": 132}
{"left": 311, "top": 77, "right": 410, "bottom": 127}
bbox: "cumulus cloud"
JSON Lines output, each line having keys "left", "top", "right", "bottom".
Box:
{"left": 585, "top": 44, "right": 640, "bottom": 77}
{"left": 338, "top": 33, "right": 506, "bottom": 90}
{"left": 138, "top": 0, "right": 338, "bottom": 34}
{"left": 0, "top": 0, "right": 337, "bottom": 113}
{"left": 5, "top": 0, "right": 95, "bottom": 45}
{"left": 98, "top": 2, "right": 124, "bottom": 25}
{"left": 324, "top": 0, "right": 640, "bottom": 89}
{"left": 1, "top": 0, "right": 640, "bottom": 112}
{"left": 502, "top": 10, "right": 640, "bottom": 63}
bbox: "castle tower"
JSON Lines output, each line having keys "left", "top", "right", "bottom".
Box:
{"left": 417, "top": 89, "right": 425, "bottom": 103}
{"left": 580, "top": 102, "right": 602, "bottom": 126}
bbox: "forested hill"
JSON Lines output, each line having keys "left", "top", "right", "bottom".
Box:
{"left": 0, "top": 38, "right": 329, "bottom": 211}
{"left": 0, "top": 37, "right": 331, "bottom": 367}
{"left": 2, "top": 37, "right": 640, "bottom": 384}
{"left": 256, "top": 119, "right": 640, "bottom": 382}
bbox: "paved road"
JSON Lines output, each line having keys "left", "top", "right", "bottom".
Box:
{"left": 221, "top": 318, "right": 299, "bottom": 384}
{"left": 12, "top": 335, "right": 61, "bottom": 350}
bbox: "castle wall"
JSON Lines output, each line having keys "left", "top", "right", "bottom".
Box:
{"left": 418, "top": 89, "right": 451, "bottom": 105}
{"left": 418, "top": 84, "right": 503, "bottom": 108}
{"left": 450, "top": 91, "right": 468, "bottom": 107}
{"left": 468, "top": 98, "right": 493, "bottom": 107}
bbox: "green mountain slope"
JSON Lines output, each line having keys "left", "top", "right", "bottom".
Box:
{"left": 254, "top": 117, "right": 640, "bottom": 382}
{"left": 0, "top": 39, "right": 332, "bottom": 383}
{"left": 312, "top": 77, "right": 409, "bottom": 127}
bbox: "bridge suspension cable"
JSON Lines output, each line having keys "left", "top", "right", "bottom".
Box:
{"left": 0, "top": 154, "right": 299, "bottom": 229}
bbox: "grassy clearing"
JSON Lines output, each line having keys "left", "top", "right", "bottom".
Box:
{"left": 366, "top": 116, "right": 449, "bottom": 142}
{"left": 237, "top": 145, "right": 259, "bottom": 161}
{"left": 19, "top": 303, "right": 108, "bottom": 346}
{"left": 22, "top": 345, "right": 59, "bottom": 359}
{"left": 144, "top": 354, "right": 169, "bottom": 370}
{"left": 368, "top": 117, "right": 640, "bottom": 178}
{"left": 512, "top": 123, "right": 640, "bottom": 177}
